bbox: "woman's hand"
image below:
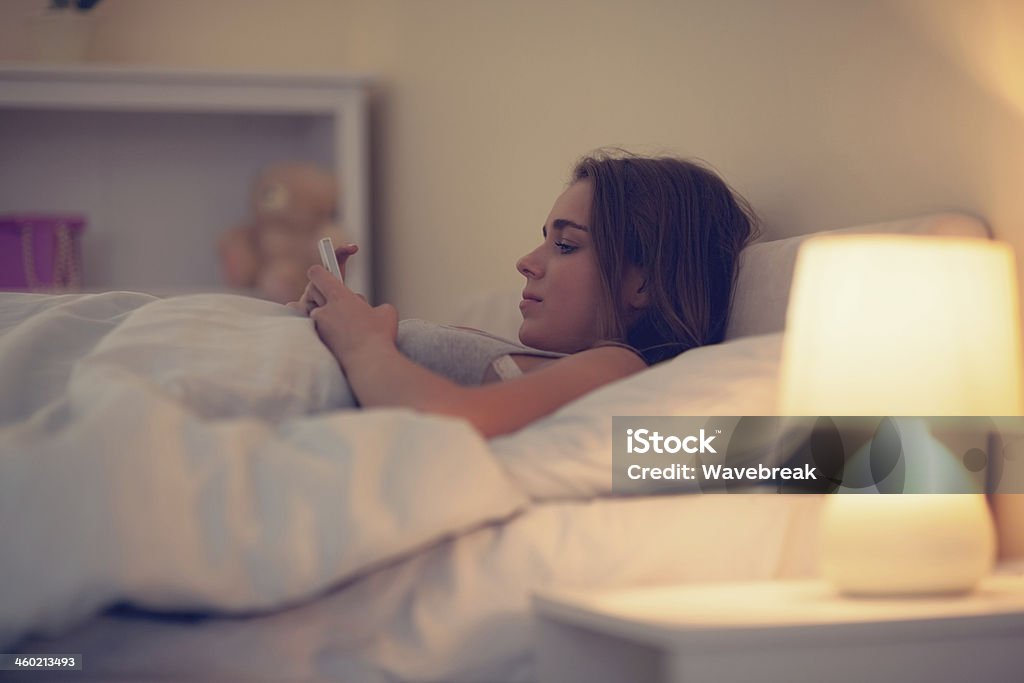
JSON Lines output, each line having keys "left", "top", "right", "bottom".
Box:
{"left": 286, "top": 243, "right": 359, "bottom": 315}
{"left": 305, "top": 264, "right": 398, "bottom": 366}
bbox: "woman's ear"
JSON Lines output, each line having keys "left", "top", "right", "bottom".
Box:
{"left": 624, "top": 267, "right": 650, "bottom": 310}
{"left": 631, "top": 281, "right": 650, "bottom": 309}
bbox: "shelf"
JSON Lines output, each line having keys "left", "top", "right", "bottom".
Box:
{"left": 0, "top": 64, "right": 373, "bottom": 298}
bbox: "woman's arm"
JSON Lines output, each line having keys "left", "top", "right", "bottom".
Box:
{"left": 344, "top": 343, "right": 644, "bottom": 438}
{"left": 305, "top": 266, "right": 646, "bottom": 438}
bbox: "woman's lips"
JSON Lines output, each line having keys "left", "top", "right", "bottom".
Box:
{"left": 519, "top": 298, "right": 540, "bottom": 311}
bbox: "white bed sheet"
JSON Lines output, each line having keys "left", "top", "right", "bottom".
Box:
{"left": 14, "top": 493, "right": 826, "bottom": 683}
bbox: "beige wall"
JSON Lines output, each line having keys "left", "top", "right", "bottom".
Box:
{"left": 3, "top": 0, "right": 1024, "bottom": 326}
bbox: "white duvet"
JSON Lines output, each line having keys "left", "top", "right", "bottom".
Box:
{"left": 0, "top": 292, "right": 528, "bottom": 648}
{"left": 0, "top": 291, "right": 815, "bottom": 682}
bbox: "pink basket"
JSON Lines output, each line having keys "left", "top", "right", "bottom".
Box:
{"left": 0, "top": 214, "right": 86, "bottom": 291}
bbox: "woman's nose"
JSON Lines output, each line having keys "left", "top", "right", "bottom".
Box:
{"left": 516, "top": 247, "right": 543, "bottom": 278}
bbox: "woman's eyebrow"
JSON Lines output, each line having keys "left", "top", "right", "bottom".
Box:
{"left": 554, "top": 219, "right": 589, "bottom": 232}
{"left": 543, "top": 219, "right": 590, "bottom": 237}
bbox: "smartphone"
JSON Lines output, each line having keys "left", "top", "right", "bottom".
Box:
{"left": 319, "top": 237, "right": 343, "bottom": 281}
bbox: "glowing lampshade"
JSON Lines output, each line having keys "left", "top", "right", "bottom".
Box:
{"left": 779, "top": 235, "right": 1023, "bottom": 596}
{"left": 780, "top": 235, "right": 1023, "bottom": 417}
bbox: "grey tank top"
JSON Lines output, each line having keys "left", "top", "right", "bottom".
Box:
{"left": 395, "top": 318, "right": 566, "bottom": 386}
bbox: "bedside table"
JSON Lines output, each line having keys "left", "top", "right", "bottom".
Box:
{"left": 533, "top": 574, "right": 1024, "bottom": 683}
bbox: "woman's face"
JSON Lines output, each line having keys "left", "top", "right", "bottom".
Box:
{"left": 515, "top": 180, "right": 606, "bottom": 353}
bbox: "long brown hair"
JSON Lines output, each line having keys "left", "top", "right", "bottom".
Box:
{"left": 572, "top": 150, "right": 759, "bottom": 364}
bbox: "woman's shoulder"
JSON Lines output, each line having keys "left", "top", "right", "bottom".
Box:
{"left": 557, "top": 342, "right": 649, "bottom": 381}
{"left": 499, "top": 342, "right": 644, "bottom": 382}
{"left": 587, "top": 339, "right": 650, "bottom": 367}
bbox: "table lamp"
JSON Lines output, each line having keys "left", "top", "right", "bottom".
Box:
{"left": 778, "top": 234, "right": 1024, "bottom": 596}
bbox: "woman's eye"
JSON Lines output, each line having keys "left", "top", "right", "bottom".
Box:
{"left": 554, "top": 241, "right": 577, "bottom": 254}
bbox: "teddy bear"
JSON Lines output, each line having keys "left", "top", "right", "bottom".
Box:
{"left": 218, "top": 162, "right": 348, "bottom": 303}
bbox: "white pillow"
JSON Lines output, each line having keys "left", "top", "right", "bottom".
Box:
{"left": 489, "top": 332, "right": 784, "bottom": 500}
{"left": 725, "top": 212, "right": 989, "bottom": 339}
{"left": 458, "top": 213, "right": 992, "bottom": 502}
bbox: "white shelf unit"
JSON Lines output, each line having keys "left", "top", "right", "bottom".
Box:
{"left": 0, "top": 64, "right": 373, "bottom": 298}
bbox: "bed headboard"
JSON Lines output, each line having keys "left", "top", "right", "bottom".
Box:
{"left": 724, "top": 211, "right": 992, "bottom": 340}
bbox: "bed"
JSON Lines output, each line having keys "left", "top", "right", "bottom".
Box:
{"left": 0, "top": 211, "right": 994, "bottom": 682}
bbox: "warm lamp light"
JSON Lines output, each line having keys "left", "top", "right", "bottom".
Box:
{"left": 779, "top": 235, "right": 1024, "bottom": 596}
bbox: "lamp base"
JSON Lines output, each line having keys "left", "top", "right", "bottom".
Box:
{"left": 818, "top": 494, "right": 996, "bottom": 597}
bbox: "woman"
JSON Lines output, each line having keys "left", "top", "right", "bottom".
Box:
{"left": 292, "top": 151, "right": 758, "bottom": 438}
